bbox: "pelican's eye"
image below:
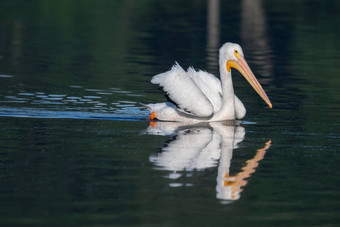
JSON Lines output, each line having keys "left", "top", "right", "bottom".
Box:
{"left": 234, "top": 49, "right": 240, "bottom": 58}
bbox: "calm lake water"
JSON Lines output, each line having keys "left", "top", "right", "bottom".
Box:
{"left": 0, "top": 0, "right": 339, "bottom": 226}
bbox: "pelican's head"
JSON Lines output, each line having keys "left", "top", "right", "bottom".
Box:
{"left": 220, "top": 42, "right": 272, "bottom": 109}
{"left": 220, "top": 42, "right": 244, "bottom": 62}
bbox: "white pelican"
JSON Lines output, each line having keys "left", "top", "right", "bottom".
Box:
{"left": 146, "top": 42, "right": 272, "bottom": 122}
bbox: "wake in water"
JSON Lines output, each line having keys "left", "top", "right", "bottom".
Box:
{"left": 0, "top": 83, "right": 148, "bottom": 121}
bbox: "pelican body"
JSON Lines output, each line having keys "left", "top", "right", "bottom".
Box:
{"left": 146, "top": 42, "right": 272, "bottom": 122}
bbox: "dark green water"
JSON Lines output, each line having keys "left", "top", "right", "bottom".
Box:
{"left": 0, "top": 0, "right": 339, "bottom": 226}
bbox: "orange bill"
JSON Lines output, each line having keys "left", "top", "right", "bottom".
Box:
{"left": 227, "top": 57, "right": 272, "bottom": 108}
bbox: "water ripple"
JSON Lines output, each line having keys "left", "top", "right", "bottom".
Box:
{"left": 0, "top": 74, "right": 14, "bottom": 78}
{"left": 0, "top": 106, "right": 148, "bottom": 121}
{"left": 0, "top": 85, "right": 148, "bottom": 121}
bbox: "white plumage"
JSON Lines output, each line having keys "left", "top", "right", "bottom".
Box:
{"left": 147, "top": 42, "right": 272, "bottom": 122}
{"left": 151, "top": 63, "right": 216, "bottom": 117}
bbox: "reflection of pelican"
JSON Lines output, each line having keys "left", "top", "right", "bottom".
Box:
{"left": 146, "top": 121, "right": 271, "bottom": 202}
{"left": 146, "top": 42, "right": 272, "bottom": 122}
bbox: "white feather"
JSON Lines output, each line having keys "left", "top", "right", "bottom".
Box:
{"left": 151, "top": 63, "right": 214, "bottom": 117}
{"left": 187, "top": 68, "right": 223, "bottom": 112}
{"left": 234, "top": 95, "right": 246, "bottom": 119}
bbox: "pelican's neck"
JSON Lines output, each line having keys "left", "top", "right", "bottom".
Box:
{"left": 213, "top": 60, "right": 236, "bottom": 120}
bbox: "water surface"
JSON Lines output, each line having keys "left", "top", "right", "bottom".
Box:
{"left": 0, "top": 0, "right": 339, "bottom": 226}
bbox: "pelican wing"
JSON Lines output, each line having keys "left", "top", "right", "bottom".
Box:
{"left": 151, "top": 63, "right": 221, "bottom": 117}
{"left": 187, "top": 67, "right": 223, "bottom": 112}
